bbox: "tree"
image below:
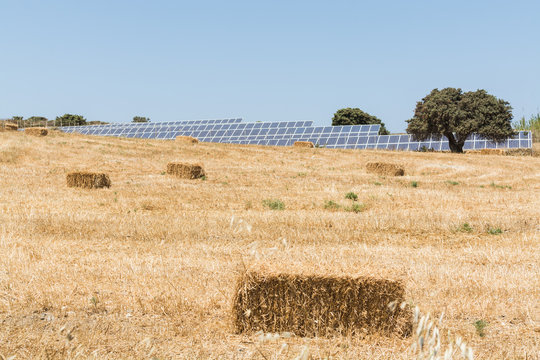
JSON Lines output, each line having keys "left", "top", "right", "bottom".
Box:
{"left": 407, "top": 88, "right": 514, "bottom": 153}
{"left": 133, "top": 116, "right": 150, "bottom": 123}
{"left": 332, "top": 108, "right": 390, "bottom": 135}
{"left": 55, "top": 114, "right": 87, "bottom": 127}
{"left": 26, "top": 116, "right": 48, "bottom": 126}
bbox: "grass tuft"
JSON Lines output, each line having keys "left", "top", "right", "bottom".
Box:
{"left": 263, "top": 199, "right": 285, "bottom": 210}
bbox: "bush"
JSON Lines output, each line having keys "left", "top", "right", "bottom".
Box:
{"left": 324, "top": 200, "right": 340, "bottom": 210}
{"left": 332, "top": 108, "right": 390, "bottom": 135}
{"left": 263, "top": 199, "right": 285, "bottom": 210}
{"left": 345, "top": 192, "right": 358, "bottom": 201}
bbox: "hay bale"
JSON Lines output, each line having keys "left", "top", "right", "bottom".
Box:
{"left": 366, "top": 162, "right": 405, "bottom": 176}
{"left": 232, "top": 272, "right": 412, "bottom": 337}
{"left": 66, "top": 172, "right": 111, "bottom": 189}
{"left": 175, "top": 136, "right": 199, "bottom": 144}
{"left": 25, "top": 127, "right": 49, "bottom": 136}
{"left": 166, "top": 162, "right": 205, "bottom": 179}
{"left": 293, "top": 141, "right": 314, "bottom": 148}
{"left": 3, "top": 122, "right": 18, "bottom": 131}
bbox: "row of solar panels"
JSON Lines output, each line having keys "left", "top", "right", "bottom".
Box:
{"left": 59, "top": 118, "right": 241, "bottom": 132}
{"left": 58, "top": 118, "right": 533, "bottom": 150}
{"left": 61, "top": 120, "right": 318, "bottom": 134}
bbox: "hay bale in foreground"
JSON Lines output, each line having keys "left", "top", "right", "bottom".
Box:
{"left": 25, "top": 127, "right": 49, "bottom": 136}
{"left": 366, "top": 162, "right": 405, "bottom": 176}
{"left": 3, "top": 122, "right": 18, "bottom": 131}
{"left": 166, "top": 162, "right": 205, "bottom": 179}
{"left": 66, "top": 172, "right": 111, "bottom": 189}
{"left": 233, "top": 272, "right": 412, "bottom": 337}
{"left": 293, "top": 141, "right": 314, "bottom": 148}
{"left": 175, "top": 136, "right": 199, "bottom": 144}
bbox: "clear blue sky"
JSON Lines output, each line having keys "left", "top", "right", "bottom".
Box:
{"left": 1, "top": 0, "right": 539, "bottom": 132}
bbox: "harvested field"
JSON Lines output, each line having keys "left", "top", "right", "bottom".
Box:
{"left": 0, "top": 130, "right": 538, "bottom": 359}
{"left": 166, "top": 162, "right": 205, "bottom": 179}
{"left": 175, "top": 135, "right": 199, "bottom": 144}
{"left": 366, "top": 161, "right": 405, "bottom": 176}
{"left": 233, "top": 271, "right": 412, "bottom": 337}
{"left": 24, "top": 127, "right": 49, "bottom": 136}
{"left": 293, "top": 141, "right": 314, "bottom": 148}
{"left": 66, "top": 172, "right": 111, "bottom": 189}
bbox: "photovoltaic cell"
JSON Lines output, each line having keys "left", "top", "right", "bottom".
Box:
{"left": 57, "top": 119, "right": 533, "bottom": 151}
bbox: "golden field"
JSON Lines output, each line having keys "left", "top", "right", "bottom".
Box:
{"left": 0, "top": 131, "right": 538, "bottom": 359}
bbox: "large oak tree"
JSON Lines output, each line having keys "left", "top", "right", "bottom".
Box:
{"left": 407, "top": 88, "right": 514, "bottom": 153}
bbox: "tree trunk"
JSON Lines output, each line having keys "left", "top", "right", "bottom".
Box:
{"left": 445, "top": 133, "right": 464, "bottom": 153}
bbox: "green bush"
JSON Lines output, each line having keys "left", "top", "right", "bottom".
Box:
{"left": 324, "top": 200, "right": 340, "bottom": 210}
{"left": 263, "top": 199, "right": 285, "bottom": 210}
{"left": 345, "top": 192, "right": 358, "bottom": 201}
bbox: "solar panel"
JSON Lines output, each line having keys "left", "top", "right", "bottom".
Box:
{"left": 57, "top": 119, "right": 532, "bottom": 151}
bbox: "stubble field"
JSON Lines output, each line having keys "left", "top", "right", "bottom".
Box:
{"left": 0, "top": 131, "right": 538, "bottom": 359}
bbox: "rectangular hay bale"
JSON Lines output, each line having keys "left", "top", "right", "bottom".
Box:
{"left": 293, "top": 141, "right": 314, "bottom": 148}
{"left": 3, "top": 122, "right": 18, "bottom": 131}
{"left": 175, "top": 136, "right": 199, "bottom": 144}
{"left": 25, "top": 127, "right": 49, "bottom": 136}
{"left": 232, "top": 272, "right": 412, "bottom": 337}
{"left": 166, "top": 162, "right": 205, "bottom": 179}
{"left": 365, "top": 162, "right": 405, "bottom": 176}
{"left": 66, "top": 172, "right": 111, "bottom": 189}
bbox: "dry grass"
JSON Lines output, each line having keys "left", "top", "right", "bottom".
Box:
{"left": 0, "top": 131, "right": 538, "bottom": 359}
{"left": 293, "top": 141, "right": 314, "bottom": 148}
{"left": 25, "top": 127, "right": 49, "bottom": 136}
{"left": 366, "top": 162, "right": 405, "bottom": 176}
{"left": 175, "top": 135, "right": 199, "bottom": 144}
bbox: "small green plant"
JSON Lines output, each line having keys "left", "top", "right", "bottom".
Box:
{"left": 487, "top": 227, "right": 503, "bottom": 235}
{"left": 201, "top": 175, "right": 207, "bottom": 181}
{"left": 446, "top": 180, "right": 459, "bottom": 186}
{"left": 345, "top": 192, "right": 358, "bottom": 201}
{"left": 345, "top": 203, "right": 366, "bottom": 213}
{"left": 324, "top": 200, "right": 340, "bottom": 210}
{"left": 490, "top": 182, "right": 511, "bottom": 189}
{"left": 160, "top": 171, "right": 166, "bottom": 175}
{"left": 297, "top": 172, "right": 307, "bottom": 177}
{"left": 410, "top": 181, "right": 418, "bottom": 188}
{"left": 263, "top": 199, "right": 285, "bottom": 210}
{"left": 459, "top": 223, "right": 473, "bottom": 233}
{"left": 474, "top": 319, "right": 488, "bottom": 337}
{"left": 373, "top": 182, "right": 382, "bottom": 186}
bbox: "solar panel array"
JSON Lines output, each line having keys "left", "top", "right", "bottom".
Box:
{"left": 58, "top": 118, "right": 533, "bottom": 150}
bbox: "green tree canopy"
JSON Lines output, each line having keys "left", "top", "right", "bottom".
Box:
{"left": 332, "top": 108, "right": 389, "bottom": 135}
{"left": 55, "top": 114, "right": 87, "bottom": 127}
{"left": 133, "top": 116, "right": 150, "bottom": 123}
{"left": 406, "top": 88, "right": 514, "bottom": 153}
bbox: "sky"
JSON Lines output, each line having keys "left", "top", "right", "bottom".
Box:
{"left": 1, "top": 0, "right": 539, "bottom": 132}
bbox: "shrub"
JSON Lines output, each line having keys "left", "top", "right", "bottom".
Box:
{"left": 332, "top": 108, "right": 390, "bottom": 135}
{"left": 345, "top": 192, "right": 358, "bottom": 201}
{"left": 345, "top": 203, "right": 366, "bottom": 213}
{"left": 263, "top": 199, "right": 285, "bottom": 210}
{"left": 487, "top": 227, "right": 503, "bottom": 235}
{"left": 474, "top": 319, "right": 488, "bottom": 337}
{"left": 459, "top": 223, "right": 473, "bottom": 233}
{"left": 324, "top": 200, "right": 340, "bottom": 210}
